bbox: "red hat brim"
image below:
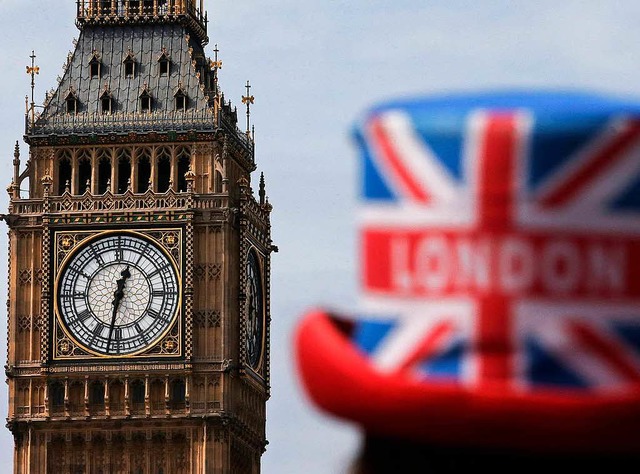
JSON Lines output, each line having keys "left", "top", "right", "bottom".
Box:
{"left": 294, "top": 309, "right": 640, "bottom": 454}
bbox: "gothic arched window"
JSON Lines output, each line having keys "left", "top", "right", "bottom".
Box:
{"left": 123, "top": 53, "right": 136, "bottom": 78}
{"left": 65, "top": 89, "right": 78, "bottom": 115}
{"left": 57, "top": 151, "right": 72, "bottom": 195}
{"left": 136, "top": 148, "right": 152, "bottom": 192}
{"left": 158, "top": 49, "right": 170, "bottom": 76}
{"left": 90, "top": 381, "right": 105, "bottom": 407}
{"left": 156, "top": 147, "right": 172, "bottom": 192}
{"left": 109, "top": 380, "right": 125, "bottom": 414}
{"left": 214, "top": 170, "right": 223, "bottom": 193}
{"left": 174, "top": 88, "right": 187, "bottom": 111}
{"left": 139, "top": 90, "right": 152, "bottom": 113}
{"left": 100, "top": 90, "right": 113, "bottom": 114}
{"left": 50, "top": 382, "right": 65, "bottom": 410}
{"left": 116, "top": 148, "right": 131, "bottom": 193}
{"left": 170, "top": 379, "right": 186, "bottom": 409}
{"left": 177, "top": 147, "right": 191, "bottom": 192}
{"left": 78, "top": 150, "right": 92, "bottom": 194}
{"left": 89, "top": 51, "right": 102, "bottom": 79}
{"left": 130, "top": 380, "right": 145, "bottom": 414}
{"left": 97, "top": 149, "right": 112, "bottom": 194}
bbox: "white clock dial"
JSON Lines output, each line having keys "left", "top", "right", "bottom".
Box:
{"left": 56, "top": 232, "right": 180, "bottom": 356}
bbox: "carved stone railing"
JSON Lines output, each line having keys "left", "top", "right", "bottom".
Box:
{"left": 13, "top": 400, "right": 198, "bottom": 420}
{"left": 29, "top": 109, "right": 217, "bottom": 136}
{"left": 11, "top": 201, "right": 44, "bottom": 215}
{"left": 178, "top": 401, "right": 217, "bottom": 414}
{"left": 10, "top": 192, "right": 229, "bottom": 217}
{"left": 15, "top": 359, "right": 42, "bottom": 366}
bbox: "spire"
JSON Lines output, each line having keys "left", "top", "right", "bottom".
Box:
{"left": 26, "top": 51, "right": 40, "bottom": 129}
{"left": 242, "top": 80, "right": 255, "bottom": 138}
{"left": 211, "top": 44, "right": 223, "bottom": 122}
{"left": 259, "top": 172, "right": 266, "bottom": 206}
{"left": 12, "top": 142, "right": 20, "bottom": 200}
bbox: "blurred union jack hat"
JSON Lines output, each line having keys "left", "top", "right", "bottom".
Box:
{"left": 295, "top": 90, "right": 640, "bottom": 453}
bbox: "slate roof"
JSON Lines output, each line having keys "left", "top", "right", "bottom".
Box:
{"left": 30, "top": 22, "right": 225, "bottom": 136}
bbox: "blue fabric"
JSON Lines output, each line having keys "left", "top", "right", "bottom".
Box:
{"left": 352, "top": 320, "right": 396, "bottom": 354}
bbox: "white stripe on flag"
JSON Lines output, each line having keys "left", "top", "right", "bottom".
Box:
{"left": 376, "top": 111, "right": 461, "bottom": 204}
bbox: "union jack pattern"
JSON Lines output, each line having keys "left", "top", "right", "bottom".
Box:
{"left": 352, "top": 94, "right": 640, "bottom": 393}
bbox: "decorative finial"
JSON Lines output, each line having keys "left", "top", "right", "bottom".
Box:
{"left": 65, "top": 180, "right": 71, "bottom": 194}
{"left": 211, "top": 44, "right": 223, "bottom": 75}
{"left": 185, "top": 165, "right": 196, "bottom": 193}
{"left": 13, "top": 142, "right": 20, "bottom": 199}
{"left": 259, "top": 172, "right": 265, "bottom": 206}
{"left": 238, "top": 175, "right": 250, "bottom": 191}
{"left": 242, "top": 80, "right": 255, "bottom": 136}
{"left": 41, "top": 175, "right": 53, "bottom": 197}
{"left": 26, "top": 51, "right": 40, "bottom": 128}
{"left": 126, "top": 178, "right": 132, "bottom": 191}
{"left": 211, "top": 44, "right": 223, "bottom": 121}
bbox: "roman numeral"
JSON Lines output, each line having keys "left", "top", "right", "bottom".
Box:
{"left": 78, "top": 309, "right": 92, "bottom": 322}
{"left": 89, "top": 245, "right": 105, "bottom": 265}
{"left": 61, "top": 292, "right": 86, "bottom": 300}
{"left": 89, "top": 323, "right": 105, "bottom": 345}
{"left": 93, "top": 324, "right": 104, "bottom": 337}
{"left": 69, "top": 267, "right": 91, "bottom": 279}
{"left": 136, "top": 242, "right": 150, "bottom": 265}
{"left": 147, "top": 264, "right": 169, "bottom": 279}
{"left": 135, "top": 323, "right": 149, "bottom": 343}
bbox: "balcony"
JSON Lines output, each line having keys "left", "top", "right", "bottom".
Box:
{"left": 9, "top": 192, "right": 229, "bottom": 218}
{"left": 76, "top": 0, "right": 208, "bottom": 43}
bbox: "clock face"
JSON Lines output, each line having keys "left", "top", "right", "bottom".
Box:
{"left": 56, "top": 233, "right": 180, "bottom": 356}
{"left": 246, "top": 250, "right": 264, "bottom": 369}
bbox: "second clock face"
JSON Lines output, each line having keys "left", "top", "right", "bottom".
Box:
{"left": 246, "top": 250, "right": 264, "bottom": 370}
{"left": 56, "top": 233, "right": 179, "bottom": 356}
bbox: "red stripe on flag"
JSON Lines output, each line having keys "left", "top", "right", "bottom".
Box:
{"left": 370, "top": 118, "right": 431, "bottom": 204}
{"left": 398, "top": 321, "right": 455, "bottom": 373}
{"left": 569, "top": 321, "right": 640, "bottom": 383}
{"left": 540, "top": 120, "right": 640, "bottom": 208}
{"left": 476, "top": 113, "right": 519, "bottom": 386}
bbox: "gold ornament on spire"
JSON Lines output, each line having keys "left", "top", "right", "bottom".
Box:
{"left": 242, "top": 80, "right": 255, "bottom": 137}
{"left": 26, "top": 51, "right": 40, "bottom": 128}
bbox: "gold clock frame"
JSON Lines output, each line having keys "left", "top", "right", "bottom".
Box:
{"left": 52, "top": 228, "right": 184, "bottom": 361}
{"left": 245, "top": 245, "right": 266, "bottom": 374}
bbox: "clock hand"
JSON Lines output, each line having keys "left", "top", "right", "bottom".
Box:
{"left": 107, "top": 266, "right": 131, "bottom": 353}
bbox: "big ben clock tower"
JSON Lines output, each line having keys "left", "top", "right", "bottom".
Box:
{"left": 4, "top": 1, "right": 273, "bottom": 473}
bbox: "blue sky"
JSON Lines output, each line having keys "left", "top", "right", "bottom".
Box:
{"left": 3, "top": 1, "right": 640, "bottom": 472}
